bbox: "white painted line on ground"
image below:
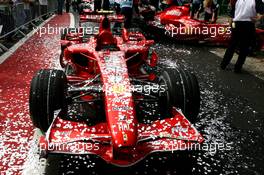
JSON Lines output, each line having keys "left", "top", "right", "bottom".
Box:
{"left": 0, "top": 15, "right": 55, "bottom": 64}
{"left": 69, "top": 13, "right": 75, "bottom": 28}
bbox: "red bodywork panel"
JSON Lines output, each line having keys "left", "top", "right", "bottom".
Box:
{"left": 149, "top": 6, "right": 231, "bottom": 44}
{"left": 80, "top": 14, "right": 125, "bottom": 24}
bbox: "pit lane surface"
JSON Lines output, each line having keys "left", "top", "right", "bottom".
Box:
{"left": 44, "top": 41, "right": 264, "bottom": 175}
{"left": 0, "top": 13, "right": 263, "bottom": 175}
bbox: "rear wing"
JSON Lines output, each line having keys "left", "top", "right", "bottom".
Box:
{"left": 80, "top": 10, "right": 125, "bottom": 23}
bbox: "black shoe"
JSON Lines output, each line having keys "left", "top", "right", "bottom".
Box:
{"left": 220, "top": 63, "right": 226, "bottom": 70}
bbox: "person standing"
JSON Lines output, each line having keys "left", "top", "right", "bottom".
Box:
{"left": 39, "top": 0, "right": 47, "bottom": 14}
{"left": 66, "top": 0, "right": 71, "bottom": 13}
{"left": 133, "top": 0, "right": 140, "bottom": 17}
{"left": 94, "top": 0, "right": 102, "bottom": 12}
{"left": 121, "top": 0, "right": 133, "bottom": 28}
{"left": 39, "top": 0, "right": 48, "bottom": 18}
{"left": 191, "top": 0, "right": 202, "bottom": 19}
{"left": 203, "top": 0, "right": 218, "bottom": 22}
{"left": 151, "top": 0, "right": 159, "bottom": 10}
{"left": 71, "top": 0, "right": 77, "bottom": 12}
{"left": 102, "top": 0, "right": 110, "bottom": 10}
{"left": 23, "top": 0, "right": 32, "bottom": 23}
{"left": 220, "top": 0, "right": 264, "bottom": 73}
{"left": 57, "top": 0, "right": 65, "bottom": 15}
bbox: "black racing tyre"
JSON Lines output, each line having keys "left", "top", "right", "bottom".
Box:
{"left": 29, "top": 69, "right": 67, "bottom": 132}
{"left": 177, "top": 68, "right": 200, "bottom": 122}
{"left": 158, "top": 69, "right": 182, "bottom": 118}
{"left": 158, "top": 68, "right": 200, "bottom": 123}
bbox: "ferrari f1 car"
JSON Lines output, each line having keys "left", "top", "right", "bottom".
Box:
{"left": 140, "top": 4, "right": 264, "bottom": 51}
{"left": 29, "top": 12, "right": 204, "bottom": 166}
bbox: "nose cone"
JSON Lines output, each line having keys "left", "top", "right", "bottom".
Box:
{"left": 110, "top": 116, "right": 138, "bottom": 148}
{"left": 97, "top": 51, "right": 138, "bottom": 149}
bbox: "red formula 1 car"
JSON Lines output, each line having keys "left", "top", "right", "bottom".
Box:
{"left": 140, "top": 4, "right": 264, "bottom": 51}
{"left": 29, "top": 12, "right": 204, "bottom": 166}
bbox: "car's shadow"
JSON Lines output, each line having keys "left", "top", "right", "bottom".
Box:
{"left": 45, "top": 151, "right": 197, "bottom": 175}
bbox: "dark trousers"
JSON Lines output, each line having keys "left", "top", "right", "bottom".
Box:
{"left": 58, "top": 0, "right": 65, "bottom": 15}
{"left": 221, "top": 21, "right": 256, "bottom": 71}
{"left": 150, "top": 0, "right": 159, "bottom": 10}
{"left": 0, "top": 13, "right": 15, "bottom": 35}
{"left": 24, "top": 9, "right": 31, "bottom": 23}
{"left": 102, "top": 0, "right": 110, "bottom": 10}
{"left": 94, "top": 0, "right": 102, "bottom": 12}
{"left": 66, "top": 0, "right": 70, "bottom": 13}
{"left": 121, "top": 7, "right": 133, "bottom": 28}
{"left": 191, "top": 3, "right": 201, "bottom": 18}
{"left": 134, "top": 4, "right": 139, "bottom": 15}
{"left": 40, "top": 5, "right": 48, "bottom": 19}
{"left": 204, "top": 12, "right": 212, "bottom": 22}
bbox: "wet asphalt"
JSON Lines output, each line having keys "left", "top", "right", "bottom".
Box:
{"left": 45, "top": 14, "right": 264, "bottom": 175}
{"left": 154, "top": 42, "right": 264, "bottom": 175}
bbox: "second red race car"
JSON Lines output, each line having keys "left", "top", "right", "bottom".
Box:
{"left": 140, "top": 4, "right": 264, "bottom": 51}
{"left": 29, "top": 12, "right": 204, "bottom": 167}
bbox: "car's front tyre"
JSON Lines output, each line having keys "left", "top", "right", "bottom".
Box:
{"left": 29, "top": 69, "right": 67, "bottom": 132}
{"left": 158, "top": 67, "right": 200, "bottom": 122}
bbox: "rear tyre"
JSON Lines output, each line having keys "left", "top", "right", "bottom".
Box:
{"left": 29, "top": 69, "right": 67, "bottom": 132}
{"left": 158, "top": 68, "right": 200, "bottom": 122}
{"left": 177, "top": 68, "right": 200, "bottom": 122}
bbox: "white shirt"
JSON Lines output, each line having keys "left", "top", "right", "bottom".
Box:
{"left": 233, "top": 0, "right": 257, "bottom": 21}
{"left": 120, "top": 0, "right": 133, "bottom": 8}
{"left": 39, "top": 0, "right": 48, "bottom": 5}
